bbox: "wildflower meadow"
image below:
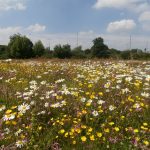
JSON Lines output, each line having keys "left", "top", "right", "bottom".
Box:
{"left": 0, "top": 59, "right": 149, "bottom": 150}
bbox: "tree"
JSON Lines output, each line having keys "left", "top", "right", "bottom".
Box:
{"left": 109, "top": 48, "right": 121, "bottom": 59}
{"left": 8, "top": 34, "right": 33, "bottom": 58}
{"left": 71, "top": 46, "right": 86, "bottom": 58}
{"left": 0, "top": 45, "right": 8, "bottom": 59}
{"left": 91, "top": 37, "right": 110, "bottom": 58}
{"left": 54, "top": 44, "right": 72, "bottom": 59}
{"left": 33, "top": 40, "right": 45, "bottom": 57}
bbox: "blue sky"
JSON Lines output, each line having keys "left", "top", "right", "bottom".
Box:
{"left": 0, "top": 0, "right": 150, "bottom": 50}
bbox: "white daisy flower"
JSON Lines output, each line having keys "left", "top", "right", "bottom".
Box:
{"left": 109, "top": 105, "right": 115, "bottom": 111}
{"left": 92, "top": 110, "right": 99, "bottom": 117}
{"left": 97, "top": 100, "right": 105, "bottom": 105}
{"left": 18, "top": 103, "right": 30, "bottom": 114}
{"left": 16, "top": 140, "right": 26, "bottom": 148}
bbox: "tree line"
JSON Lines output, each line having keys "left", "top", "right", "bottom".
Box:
{"left": 0, "top": 34, "right": 150, "bottom": 60}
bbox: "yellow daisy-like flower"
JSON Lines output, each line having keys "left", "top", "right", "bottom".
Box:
{"left": 76, "top": 128, "right": 81, "bottom": 134}
{"left": 59, "top": 129, "right": 65, "bottom": 134}
{"left": 143, "top": 123, "right": 148, "bottom": 126}
{"left": 121, "top": 116, "right": 125, "bottom": 119}
{"left": 86, "top": 92, "right": 90, "bottom": 95}
{"left": 72, "top": 140, "right": 76, "bottom": 145}
{"left": 114, "top": 127, "right": 120, "bottom": 132}
{"left": 134, "top": 129, "right": 139, "bottom": 133}
{"left": 104, "top": 128, "right": 110, "bottom": 133}
{"left": 12, "top": 121, "right": 17, "bottom": 125}
{"left": 64, "top": 132, "right": 68, "bottom": 137}
{"left": 81, "top": 136, "right": 87, "bottom": 142}
{"left": 88, "top": 127, "right": 93, "bottom": 132}
{"left": 98, "top": 92, "right": 103, "bottom": 96}
{"left": 90, "top": 135, "right": 95, "bottom": 141}
{"left": 143, "top": 140, "right": 149, "bottom": 146}
{"left": 81, "top": 125, "right": 87, "bottom": 129}
{"left": 11, "top": 106, "right": 17, "bottom": 109}
{"left": 90, "top": 95, "right": 95, "bottom": 99}
{"left": 109, "top": 122, "right": 114, "bottom": 126}
{"left": 38, "top": 126, "right": 42, "bottom": 131}
{"left": 86, "top": 102, "right": 91, "bottom": 107}
{"left": 88, "top": 84, "right": 93, "bottom": 88}
{"left": 82, "top": 110, "right": 87, "bottom": 114}
{"left": 5, "top": 110, "right": 12, "bottom": 114}
{"left": 97, "top": 132, "right": 102, "bottom": 138}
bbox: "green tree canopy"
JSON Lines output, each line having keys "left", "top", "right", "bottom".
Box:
{"left": 33, "top": 40, "right": 45, "bottom": 57}
{"left": 91, "top": 37, "right": 110, "bottom": 58}
{"left": 54, "top": 44, "right": 72, "bottom": 59}
{"left": 8, "top": 34, "right": 33, "bottom": 58}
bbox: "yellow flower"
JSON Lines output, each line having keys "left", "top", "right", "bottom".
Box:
{"left": 12, "top": 121, "right": 17, "bottom": 125}
{"left": 17, "top": 113, "right": 23, "bottom": 118}
{"left": 88, "top": 84, "right": 93, "bottom": 88}
{"left": 114, "top": 127, "right": 120, "bottom": 132}
{"left": 109, "top": 122, "right": 114, "bottom": 126}
{"left": 104, "top": 128, "right": 110, "bottom": 133}
{"left": 141, "top": 126, "right": 148, "bottom": 130}
{"left": 82, "top": 110, "right": 87, "bottom": 114}
{"left": 69, "top": 132, "right": 73, "bottom": 136}
{"left": 86, "top": 92, "right": 90, "bottom": 95}
{"left": 86, "top": 102, "right": 91, "bottom": 107}
{"left": 88, "top": 127, "right": 93, "bottom": 132}
{"left": 64, "top": 132, "right": 68, "bottom": 137}
{"left": 103, "top": 137, "right": 106, "bottom": 141}
{"left": 81, "top": 125, "right": 87, "bottom": 129}
{"left": 134, "top": 129, "right": 139, "bottom": 133}
{"left": 60, "top": 122, "right": 64, "bottom": 125}
{"left": 38, "top": 126, "right": 42, "bottom": 130}
{"left": 90, "top": 95, "right": 95, "bottom": 99}
{"left": 128, "top": 96, "right": 134, "bottom": 102}
{"left": 121, "top": 116, "right": 125, "bottom": 119}
{"left": 143, "top": 123, "right": 148, "bottom": 126}
{"left": 72, "top": 140, "right": 76, "bottom": 144}
{"left": 20, "top": 134, "right": 25, "bottom": 139}
{"left": 5, "top": 110, "right": 12, "bottom": 114}
{"left": 143, "top": 140, "right": 149, "bottom": 146}
{"left": 71, "top": 129, "right": 75, "bottom": 133}
{"left": 90, "top": 135, "right": 95, "bottom": 141}
{"left": 135, "top": 137, "right": 140, "bottom": 141}
{"left": 59, "top": 129, "right": 65, "bottom": 134}
{"left": 5, "top": 121, "right": 10, "bottom": 125}
{"left": 11, "top": 106, "right": 17, "bottom": 109}
{"left": 81, "top": 136, "right": 87, "bottom": 142}
{"left": 97, "top": 132, "right": 102, "bottom": 138}
{"left": 98, "top": 92, "right": 103, "bottom": 96}
{"left": 76, "top": 128, "right": 81, "bottom": 134}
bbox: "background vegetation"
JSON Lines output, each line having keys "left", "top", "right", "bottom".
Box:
{"left": 0, "top": 34, "right": 150, "bottom": 60}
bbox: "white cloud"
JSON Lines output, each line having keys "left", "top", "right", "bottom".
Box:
{"left": 0, "top": 0, "right": 26, "bottom": 11}
{"left": 107, "top": 19, "right": 136, "bottom": 33}
{"left": 0, "top": 24, "right": 46, "bottom": 44}
{"left": 79, "top": 30, "right": 94, "bottom": 36}
{"left": 142, "top": 23, "right": 150, "bottom": 31}
{"left": 139, "top": 11, "right": 150, "bottom": 21}
{"left": 138, "top": 11, "right": 150, "bottom": 32}
{"left": 27, "top": 24, "right": 46, "bottom": 32}
{"left": 0, "top": 26, "right": 22, "bottom": 35}
{"left": 93, "top": 0, "right": 150, "bottom": 13}
{"left": 0, "top": 26, "right": 149, "bottom": 51}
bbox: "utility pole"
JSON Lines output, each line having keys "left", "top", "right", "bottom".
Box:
{"left": 77, "top": 32, "right": 79, "bottom": 47}
{"left": 129, "top": 35, "right": 132, "bottom": 50}
{"left": 129, "top": 35, "right": 133, "bottom": 60}
{"left": 145, "top": 41, "right": 148, "bottom": 53}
